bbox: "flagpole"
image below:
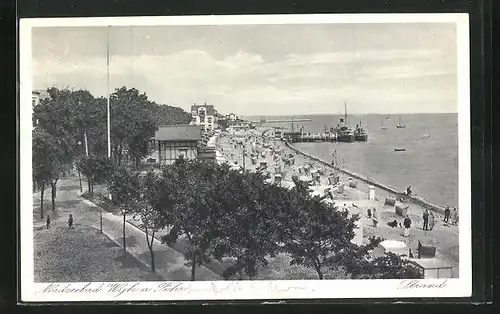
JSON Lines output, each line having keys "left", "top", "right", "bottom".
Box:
{"left": 107, "top": 25, "right": 111, "bottom": 159}
{"left": 105, "top": 25, "right": 112, "bottom": 215}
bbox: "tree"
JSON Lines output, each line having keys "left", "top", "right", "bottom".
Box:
{"left": 110, "top": 87, "right": 157, "bottom": 167}
{"left": 77, "top": 155, "right": 114, "bottom": 196}
{"left": 107, "top": 166, "right": 141, "bottom": 252}
{"left": 135, "top": 169, "right": 166, "bottom": 272}
{"left": 151, "top": 102, "right": 191, "bottom": 126}
{"left": 32, "top": 128, "right": 60, "bottom": 219}
{"left": 328, "top": 238, "right": 423, "bottom": 279}
{"left": 160, "top": 158, "right": 223, "bottom": 281}
{"left": 34, "top": 88, "right": 100, "bottom": 210}
{"left": 212, "top": 169, "right": 283, "bottom": 279}
{"left": 272, "top": 183, "right": 361, "bottom": 280}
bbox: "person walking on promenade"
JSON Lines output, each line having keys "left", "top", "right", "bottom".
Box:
{"left": 451, "top": 208, "right": 459, "bottom": 226}
{"left": 68, "top": 214, "right": 74, "bottom": 229}
{"left": 422, "top": 209, "right": 429, "bottom": 231}
{"left": 406, "top": 186, "right": 412, "bottom": 196}
{"left": 46, "top": 215, "right": 51, "bottom": 229}
{"left": 403, "top": 215, "right": 412, "bottom": 237}
{"left": 444, "top": 206, "right": 451, "bottom": 223}
{"left": 429, "top": 211, "right": 435, "bottom": 230}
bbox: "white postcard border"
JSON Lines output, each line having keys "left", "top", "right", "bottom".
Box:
{"left": 20, "top": 13, "right": 472, "bottom": 302}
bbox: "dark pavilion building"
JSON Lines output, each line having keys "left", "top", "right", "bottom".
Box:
{"left": 149, "top": 124, "right": 216, "bottom": 165}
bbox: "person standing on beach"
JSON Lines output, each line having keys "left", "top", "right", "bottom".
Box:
{"left": 428, "top": 211, "right": 435, "bottom": 230}
{"left": 46, "top": 215, "right": 51, "bottom": 229}
{"left": 406, "top": 186, "right": 412, "bottom": 196}
{"left": 451, "top": 208, "right": 459, "bottom": 226}
{"left": 403, "top": 215, "right": 412, "bottom": 237}
{"left": 444, "top": 206, "right": 451, "bottom": 223}
{"left": 422, "top": 209, "right": 429, "bottom": 231}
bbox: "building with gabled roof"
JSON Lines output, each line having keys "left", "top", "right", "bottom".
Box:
{"left": 190, "top": 103, "right": 219, "bottom": 132}
{"left": 152, "top": 124, "right": 202, "bottom": 165}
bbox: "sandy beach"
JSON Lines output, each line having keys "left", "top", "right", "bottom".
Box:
{"left": 216, "top": 127, "right": 459, "bottom": 278}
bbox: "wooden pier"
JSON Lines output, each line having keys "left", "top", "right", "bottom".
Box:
{"left": 290, "top": 134, "right": 337, "bottom": 143}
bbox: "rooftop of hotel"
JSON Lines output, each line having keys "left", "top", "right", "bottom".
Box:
{"left": 191, "top": 103, "right": 215, "bottom": 116}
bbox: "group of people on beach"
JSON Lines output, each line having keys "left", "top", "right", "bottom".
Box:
{"left": 443, "top": 206, "right": 458, "bottom": 225}
{"left": 379, "top": 205, "right": 457, "bottom": 238}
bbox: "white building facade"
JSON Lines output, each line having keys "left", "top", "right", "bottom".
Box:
{"left": 190, "top": 103, "right": 218, "bottom": 132}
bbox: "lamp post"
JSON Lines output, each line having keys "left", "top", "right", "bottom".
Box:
{"left": 76, "top": 141, "right": 83, "bottom": 193}
{"left": 242, "top": 145, "right": 246, "bottom": 170}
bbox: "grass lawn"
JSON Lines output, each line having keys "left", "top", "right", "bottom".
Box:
{"left": 34, "top": 225, "right": 162, "bottom": 282}
{"left": 254, "top": 253, "right": 349, "bottom": 280}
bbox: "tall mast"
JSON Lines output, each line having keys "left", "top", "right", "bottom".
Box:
{"left": 106, "top": 26, "right": 111, "bottom": 159}
{"left": 344, "top": 102, "right": 347, "bottom": 124}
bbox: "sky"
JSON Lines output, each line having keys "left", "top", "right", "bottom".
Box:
{"left": 31, "top": 23, "right": 458, "bottom": 115}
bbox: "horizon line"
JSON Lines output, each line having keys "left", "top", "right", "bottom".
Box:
{"left": 242, "top": 112, "right": 458, "bottom": 117}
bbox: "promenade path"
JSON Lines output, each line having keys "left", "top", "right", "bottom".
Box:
{"left": 32, "top": 176, "right": 220, "bottom": 281}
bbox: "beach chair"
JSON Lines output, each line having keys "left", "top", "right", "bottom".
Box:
{"left": 274, "top": 174, "right": 282, "bottom": 185}
{"left": 314, "top": 173, "right": 321, "bottom": 185}
{"left": 385, "top": 197, "right": 396, "bottom": 206}
{"left": 395, "top": 204, "right": 409, "bottom": 217}
{"left": 337, "top": 184, "right": 344, "bottom": 194}
{"left": 417, "top": 240, "right": 437, "bottom": 258}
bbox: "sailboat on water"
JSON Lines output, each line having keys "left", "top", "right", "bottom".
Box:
{"left": 396, "top": 115, "right": 406, "bottom": 128}
{"left": 380, "top": 116, "right": 390, "bottom": 130}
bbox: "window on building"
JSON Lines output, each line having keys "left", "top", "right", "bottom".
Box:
{"left": 178, "top": 148, "right": 188, "bottom": 159}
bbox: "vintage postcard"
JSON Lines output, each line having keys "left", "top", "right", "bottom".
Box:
{"left": 20, "top": 14, "right": 471, "bottom": 302}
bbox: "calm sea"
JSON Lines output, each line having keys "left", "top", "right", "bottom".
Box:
{"left": 245, "top": 114, "right": 458, "bottom": 208}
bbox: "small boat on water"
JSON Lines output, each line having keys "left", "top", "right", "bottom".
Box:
{"left": 394, "top": 148, "right": 406, "bottom": 152}
{"left": 380, "top": 116, "right": 390, "bottom": 130}
{"left": 396, "top": 116, "right": 406, "bottom": 129}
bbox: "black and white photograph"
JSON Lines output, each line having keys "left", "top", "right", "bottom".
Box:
{"left": 20, "top": 14, "right": 471, "bottom": 301}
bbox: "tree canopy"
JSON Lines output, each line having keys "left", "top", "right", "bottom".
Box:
{"left": 152, "top": 158, "right": 422, "bottom": 280}
{"left": 33, "top": 86, "right": 192, "bottom": 165}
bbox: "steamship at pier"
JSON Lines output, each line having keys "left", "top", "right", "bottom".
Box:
{"left": 281, "top": 102, "right": 368, "bottom": 143}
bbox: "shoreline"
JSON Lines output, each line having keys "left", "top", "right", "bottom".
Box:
{"left": 285, "top": 141, "right": 448, "bottom": 216}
